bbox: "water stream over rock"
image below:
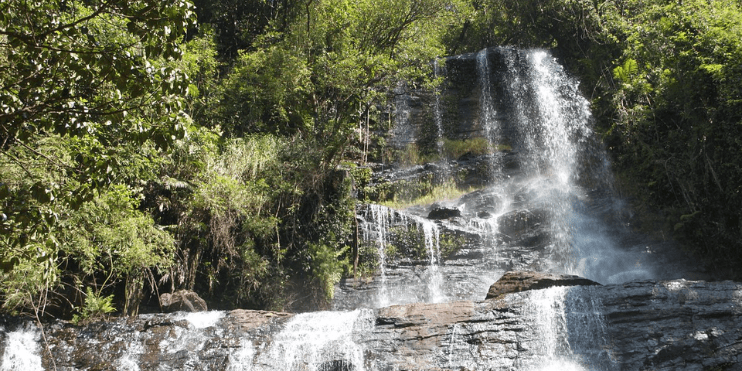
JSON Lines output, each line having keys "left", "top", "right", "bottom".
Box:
{"left": 2, "top": 47, "right": 740, "bottom": 371}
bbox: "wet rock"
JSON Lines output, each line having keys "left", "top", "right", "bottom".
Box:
{"left": 457, "top": 151, "right": 478, "bottom": 162}
{"left": 458, "top": 189, "right": 501, "bottom": 217}
{"left": 159, "top": 290, "right": 207, "bottom": 312}
{"left": 317, "top": 359, "right": 355, "bottom": 371}
{"left": 428, "top": 206, "right": 461, "bottom": 219}
{"left": 498, "top": 209, "right": 548, "bottom": 237}
{"left": 228, "top": 309, "right": 292, "bottom": 331}
{"left": 485, "top": 270, "right": 601, "bottom": 300}
{"left": 477, "top": 211, "right": 493, "bottom": 218}
{"left": 1, "top": 280, "right": 737, "bottom": 371}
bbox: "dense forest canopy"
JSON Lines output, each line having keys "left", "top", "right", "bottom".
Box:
{"left": 1, "top": 0, "right": 741, "bottom": 320}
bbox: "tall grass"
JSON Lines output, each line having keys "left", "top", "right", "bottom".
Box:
{"left": 380, "top": 180, "right": 479, "bottom": 209}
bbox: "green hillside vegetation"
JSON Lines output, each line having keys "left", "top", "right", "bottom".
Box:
{"left": 2, "top": 0, "right": 741, "bottom": 320}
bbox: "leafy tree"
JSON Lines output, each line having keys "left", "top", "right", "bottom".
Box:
{"left": 0, "top": 0, "right": 195, "bottom": 316}
{"left": 190, "top": 0, "right": 303, "bottom": 59}
{"left": 601, "top": 0, "right": 742, "bottom": 274}
{"left": 219, "top": 0, "right": 467, "bottom": 157}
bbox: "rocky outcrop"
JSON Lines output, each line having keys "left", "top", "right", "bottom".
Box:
{"left": 485, "top": 270, "right": 601, "bottom": 300}
{"left": 159, "top": 290, "right": 207, "bottom": 312}
{"left": 428, "top": 206, "right": 462, "bottom": 219}
{"left": 2, "top": 279, "right": 740, "bottom": 370}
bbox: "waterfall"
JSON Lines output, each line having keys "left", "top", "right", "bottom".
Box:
{"left": 516, "top": 286, "right": 615, "bottom": 370}
{"left": 249, "top": 310, "right": 372, "bottom": 371}
{"left": 1, "top": 47, "right": 707, "bottom": 371}
{"left": 344, "top": 47, "right": 657, "bottom": 310}
{"left": 351, "top": 206, "right": 448, "bottom": 308}
{"left": 338, "top": 47, "right": 654, "bottom": 368}
{"left": 418, "top": 217, "right": 444, "bottom": 303}
{"left": 0, "top": 325, "right": 43, "bottom": 371}
{"left": 476, "top": 49, "right": 502, "bottom": 172}
{"left": 364, "top": 204, "right": 397, "bottom": 307}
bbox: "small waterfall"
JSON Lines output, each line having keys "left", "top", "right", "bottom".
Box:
{"left": 364, "top": 204, "right": 398, "bottom": 306}
{"left": 433, "top": 59, "right": 445, "bottom": 156}
{"left": 519, "top": 286, "right": 614, "bottom": 371}
{"left": 0, "top": 325, "right": 43, "bottom": 371}
{"left": 356, "top": 205, "right": 448, "bottom": 306}
{"left": 446, "top": 323, "right": 460, "bottom": 367}
{"left": 249, "top": 310, "right": 371, "bottom": 371}
{"left": 476, "top": 49, "right": 502, "bottom": 174}
{"left": 418, "top": 217, "right": 445, "bottom": 303}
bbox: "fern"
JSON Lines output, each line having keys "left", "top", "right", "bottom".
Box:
{"left": 72, "top": 287, "right": 116, "bottom": 324}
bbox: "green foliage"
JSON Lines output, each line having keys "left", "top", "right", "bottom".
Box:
{"left": 216, "top": 0, "right": 468, "bottom": 163}
{"left": 64, "top": 185, "right": 174, "bottom": 277}
{"left": 0, "top": 0, "right": 194, "bottom": 317}
{"left": 442, "top": 137, "right": 510, "bottom": 159}
{"left": 72, "top": 287, "right": 116, "bottom": 324}
{"left": 220, "top": 46, "right": 313, "bottom": 136}
{"left": 308, "top": 239, "right": 350, "bottom": 301}
{"left": 450, "top": 0, "right": 604, "bottom": 55}
{"left": 612, "top": 58, "right": 638, "bottom": 83}
{"left": 0, "top": 0, "right": 195, "bottom": 147}
{"left": 177, "top": 30, "right": 222, "bottom": 128}
{"left": 168, "top": 134, "right": 285, "bottom": 307}
{"left": 598, "top": 0, "right": 742, "bottom": 275}
{"left": 380, "top": 180, "right": 476, "bottom": 210}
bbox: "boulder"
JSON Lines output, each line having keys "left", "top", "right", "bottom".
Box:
{"left": 160, "top": 290, "right": 207, "bottom": 312}
{"left": 498, "top": 209, "right": 548, "bottom": 237}
{"left": 428, "top": 206, "right": 461, "bottom": 219}
{"left": 485, "top": 270, "right": 601, "bottom": 300}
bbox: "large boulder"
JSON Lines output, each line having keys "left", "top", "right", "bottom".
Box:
{"left": 485, "top": 270, "right": 601, "bottom": 300}
{"left": 159, "top": 290, "right": 207, "bottom": 312}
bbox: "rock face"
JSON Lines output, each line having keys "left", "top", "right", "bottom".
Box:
{"left": 3, "top": 279, "right": 742, "bottom": 370}
{"left": 485, "top": 270, "right": 601, "bottom": 300}
{"left": 159, "top": 290, "right": 207, "bottom": 312}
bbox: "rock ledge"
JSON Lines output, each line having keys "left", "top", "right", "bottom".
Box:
{"left": 485, "top": 270, "right": 601, "bottom": 300}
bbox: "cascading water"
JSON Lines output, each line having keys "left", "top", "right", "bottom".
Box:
{"left": 337, "top": 205, "right": 448, "bottom": 309}
{"left": 417, "top": 216, "right": 444, "bottom": 303}
{"left": 336, "top": 46, "right": 667, "bottom": 368}
{"left": 476, "top": 49, "right": 502, "bottom": 173}
{"left": 515, "top": 286, "right": 615, "bottom": 371}
{"left": 249, "top": 310, "right": 372, "bottom": 371}
{"left": 0, "top": 325, "right": 43, "bottom": 371}
{"left": 345, "top": 48, "right": 646, "bottom": 309}
{"left": 363, "top": 204, "right": 397, "bottom": 307}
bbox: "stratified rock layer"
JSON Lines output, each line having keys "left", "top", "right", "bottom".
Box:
{"left": 3, "top": 279, "right": 738, "bottom": 370}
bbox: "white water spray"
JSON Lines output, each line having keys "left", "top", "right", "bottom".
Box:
{"left": 0, "top": 325, "right": 43, "bottom": 371}
{"left": 364, "top": 204, "right": 397, "bottom": 306}
{"left": 419, "top": 217, "right": 445, "bottom": 303}
{"left": 250, "top": 309, "right": 371, "bottom": 371}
